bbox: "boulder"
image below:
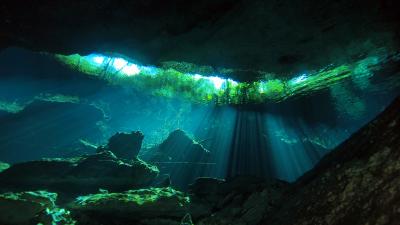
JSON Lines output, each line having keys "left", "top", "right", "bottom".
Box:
{"left": 0, "top": 190, "right": 74, "bottom": 225}
{"left": 70, "top": 187, "right": 190, "bottom": 225}
{"left": 156, "top": 129, "right": 210, "bottom": 162}
{"left": 97, "top": 131, "right": 144, "bottom": 160}
{"left": 0, "top": 151, "right": 159, "bottom": 198}
{"left": 141, "top": 129, "right": 211, "bottom": 189}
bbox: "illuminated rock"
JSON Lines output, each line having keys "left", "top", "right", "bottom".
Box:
{"left": 70, "top": 187, "right": 190, "bottom": 225}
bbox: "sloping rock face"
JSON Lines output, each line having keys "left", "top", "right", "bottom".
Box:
{"left": 188, "top": 177, "right": 289, "bottom": 225}
{"left": 70, "top": 187, "right": 191, "bottom": 225}
{"left": 262, "top": 96, "right": 400, "bottom": 225}
{"left": 0, "top": 151, "right": 159, "bottom": 197}
{"left": 149, "top": 129, "right": 210, "bottom": 163}
{"left": 0, "top": 191, "right": 75, "bottom": 225}
{"left": 97, "top": 131, "right": 144, "bottom": 160}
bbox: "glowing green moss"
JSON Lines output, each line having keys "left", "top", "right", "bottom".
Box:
{"left": 75, "top": 187, "right": 190, "bottom": 207}
{"left": 55, "top": 51, "right": 396, "bottom": 105}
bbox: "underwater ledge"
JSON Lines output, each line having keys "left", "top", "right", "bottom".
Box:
{"left": 0, "top": 95, "right": 399, "bottom": 225}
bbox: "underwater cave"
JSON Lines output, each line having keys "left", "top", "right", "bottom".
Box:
{"left": 0, "top": 0, "right": 400, "bottom": 224}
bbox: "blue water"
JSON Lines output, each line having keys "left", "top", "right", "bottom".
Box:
{"left": 0, "top": 47, "right": 399, "bottom": 185}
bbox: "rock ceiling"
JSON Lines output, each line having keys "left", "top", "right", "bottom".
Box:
{"left": 1, "top": 0, "right": 399, "bottom": 81}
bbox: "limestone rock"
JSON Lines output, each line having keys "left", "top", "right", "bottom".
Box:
{"left": 141, "top": 129, "right": 211, "bottom": 188}
{"left": 148, "top": 129, "right": 210, "bottom": 162}
{"left": 70, "top": 187, "right": 190, "bottom": 225}
{"left": 97, "top": 131, "right": 144, "bottom": 160}
{"left": 0, "top": 191, "right": 74, "bottom": 225}
{"left": 0, "top": 151, "right": 159, "bottom": 197}
{"left": 263, "top": 96, "right": 400, "bottom": 225}
{"left": 188, "top": 176, "right": 289, "bottom": 224}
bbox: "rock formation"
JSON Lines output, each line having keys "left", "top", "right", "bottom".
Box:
{"left": 0, "top": 151, "right": 159, "bottom": 199}
{"left": 0, "top": 191, "right": 74, "bottom": 225}
{"left": 144, "top": 129, "right": 210, "bottom": 163}
{"left": 261, "top": 95, "right": 400, "bottom": 225}
{"left": 70, "top": 187, "right": 191, "bottom": 225}
{"left": 141, "top": 129, "right": 211, "bottom": 189}
{"left": 97, "top": 131, "right": 144, "bottom": 160}
{"left": 189, "top": 176, "right": 289, "bottom": 225}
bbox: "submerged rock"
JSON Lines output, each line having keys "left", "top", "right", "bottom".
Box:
{"left": 142, "top": 129, "right": 210, "bottom": 163}
{"left": 188, "top": 177, "right": 289, "bottom": 224}
{"left": 0, "top": 151, "right": 159, "bottom": 198}
{"left": 157, "top": 129, "right": 210, "bottom": 162}
{"left": 0, "top": 190, "right": 75, "bottom": 225}
{"left": 97, "top": 131, "right": 144, "bottom": 160}
{"left": 141, "top": 129, "right": 211, "bottom": 189}
{"left": 70, "top": 187, "right": 190, "bottom": 225}
{"left": 262, "top": 96, "right": 400, "bottom": 225}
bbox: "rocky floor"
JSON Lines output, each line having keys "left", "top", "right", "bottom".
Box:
{"left": 0, "top": 96, "right": 399, "bottom": 225}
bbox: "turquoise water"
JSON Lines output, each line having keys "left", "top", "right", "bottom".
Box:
{"left": 0, "top": 47, "right": 399, "bottom": 186}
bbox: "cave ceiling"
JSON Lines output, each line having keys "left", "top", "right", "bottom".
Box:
{"left": 1, "top": 0, "right": 399, "bottom": 82}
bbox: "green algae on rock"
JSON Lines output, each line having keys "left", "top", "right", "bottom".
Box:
{"left": 71, "top": 187, "right": 190, "bottom": 224}
{"left": 0, "top": 151, "right": 159, "bottom": 196}
{"left": 0, "top": 191, "right": 75, "bottom": 225}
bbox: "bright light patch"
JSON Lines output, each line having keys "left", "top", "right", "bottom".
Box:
{"left": 113, "top": 58, "right": 128, "bottom": 70}
{"left": 122, "top": 64, "right": 141, "bottom": 76}
{"left": 290, "top": 74, "right": 308, "bottom": 84}
{"left": 193, "top": 74, "right": 203, "bottom": 80}
{"left": 93, "top": 56, "right": 105, "bottom": 64}
{"left": 56, "top": 50, "right": 393, "bottom": 105}
{"left": 208, "top": 76, "right": 225, "bottom": 89}
{"left": 141, "top": 66, "right": 159, "bottom": 76}
{"left": 228, "top": 79, "right": 238, "bottom": 87}
{"left": 258, "top": 82, "right": 266, "bottom": 93}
